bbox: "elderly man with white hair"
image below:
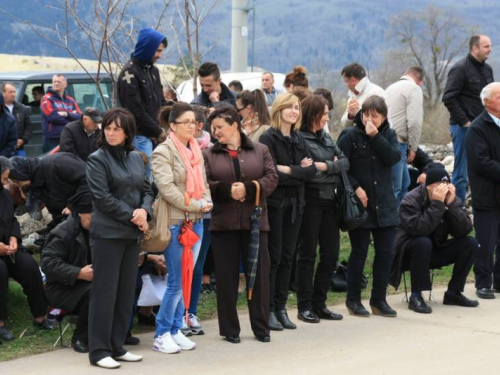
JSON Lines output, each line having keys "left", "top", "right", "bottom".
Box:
{"left": 465, "top": 82, "right": 500, "bottom": 300}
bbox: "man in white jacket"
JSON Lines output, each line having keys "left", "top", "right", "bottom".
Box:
{"left": 341, "top": 62, "right": 385, "bottom": 128}
{"left": 386, "top": 66, "right": 424, "bottom": 207}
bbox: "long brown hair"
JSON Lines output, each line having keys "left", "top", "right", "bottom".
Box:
{"left": 236, "top": 89, "right": 271, "bottom": 125}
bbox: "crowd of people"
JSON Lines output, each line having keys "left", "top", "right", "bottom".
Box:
{"left": 0, "top": 28, "right": 498, "bottom": 370}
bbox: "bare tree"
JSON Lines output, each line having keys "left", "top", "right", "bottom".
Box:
{"left": 1, "top": 0, "right": 172, "bottom": 108}
{"left": 169, "top": 0, "right": 223, "bottom": 97}
{"left": 388, "top": 5, "right": 474, "bottom": 109}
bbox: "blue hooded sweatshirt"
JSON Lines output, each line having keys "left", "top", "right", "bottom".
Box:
{"left": 131, "top": 28, "right": 166, "bottom": 65}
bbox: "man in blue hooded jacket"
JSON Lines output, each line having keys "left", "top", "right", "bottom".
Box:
{"left": 118, "top": 28, "right": 168, "bottom": 177}
{"left": 0, "top": 95, "right": 17, "bottom": 158}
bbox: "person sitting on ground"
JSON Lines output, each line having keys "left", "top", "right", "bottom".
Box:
{"left": 41, "top": 211, "right": 93, "bottom": 353}
{"left": 135, "top": 251, "right": 167, "bottom": 327}
{"left": 59, "top": 107, "right": 102, "bottom": 162}
{"left": 390, "top": 164, "right": 479, "bottom": 314}
{"left": 228, "top": 80, "right": 243, "bottom": 93}
{"left": 0, "top": 157, "right": 54, "bottom": 343}
{"left": 236, "top": 89, "right": 271, "bottom": 143}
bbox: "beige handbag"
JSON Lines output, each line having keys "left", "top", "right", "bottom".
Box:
{"left": 139, "top": 196, "right": 171, "bottom": 253}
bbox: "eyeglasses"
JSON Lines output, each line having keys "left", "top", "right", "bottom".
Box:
{"left": 236, "top": 106, "right": 246, "bottom": 112}
{"left": 175, "top": 120, "right": 197, "bottom": 127}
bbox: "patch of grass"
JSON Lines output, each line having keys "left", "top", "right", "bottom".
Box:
{"left": 0, "top": 232, "right": 470, "bottom": 362}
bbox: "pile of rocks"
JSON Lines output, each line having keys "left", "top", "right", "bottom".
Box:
{"left": 18, "top": 208, "right": 52, "bottom": 252}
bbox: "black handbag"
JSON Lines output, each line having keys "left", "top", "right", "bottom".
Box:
{"left": 331, "top": 261, "right": 369, "bottom": 292}
{"left": 337, "top": 164, "right": 367, "bottom": 232}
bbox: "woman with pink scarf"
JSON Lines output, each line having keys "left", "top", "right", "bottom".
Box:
{"left": 151, "top": 102, "right": 212, "bottom": 354}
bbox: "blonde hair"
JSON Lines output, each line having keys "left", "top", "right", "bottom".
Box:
{"left": 270, "top": 93, "right": 302, "bottom": 132}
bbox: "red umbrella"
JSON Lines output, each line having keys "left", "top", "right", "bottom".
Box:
{"left": 179, "top": 193, "right": 200, "bottom": 322}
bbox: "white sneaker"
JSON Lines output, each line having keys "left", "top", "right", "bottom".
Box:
{"left": 95, "top": 356, "right": 121, "bottom": 369}
{"left": 114, "top": 351, "right": 143, "bottom": 362}
{"left": 152, "top": 332, "right": 181, "bottom": 354}
{"left": 187, "top": 313, "right": 204, "bottom": 335}
{"left": 172, "top": 331, "right": 196, "bottom": 350}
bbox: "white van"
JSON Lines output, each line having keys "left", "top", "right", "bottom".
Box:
{"left": 176, "top": 71, "right": 285, "bottom": 103}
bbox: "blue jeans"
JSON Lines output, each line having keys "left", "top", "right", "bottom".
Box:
{"left": 392, "top": 143, "right": 410, "bottom": 208}
{"left": 42, "top": 138, "right": 59, "bottom": 154}
{"left": 132, "top": 135, "right": 153, "bottom": 179}
{"left": 188, "top": 218, "right": 211, "bottom": 315}
{"left": 155, "top": 221, "right": 203, "bottom": 337}
{"left": 450, "top": 124, "right": 469, "bottom": 202}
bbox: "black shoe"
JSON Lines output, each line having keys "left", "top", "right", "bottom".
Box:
{"left": 268, "top": 312, "right": 284, "bottom": 331}
{"left": 255, "top": 334, "right": 271, "bottom": 343}
{"left": 297, "top": 309, "right": 320, "bottom": 323}
{"left": 224, "top": 335, "right": 241, "bottom": 344}
{"left": 314, "top": 307, "right": 343, "bottom": 320}
{"left": 476, "top": 288, "right": 495, "bottom": 299}
{"left": 71, "top": 338, "right": 89, "bottom": 353}
{"left": 137, "top": 312, "right": 156, "bottom": 326}
{"left": 0, "top": 326, "right": 14, "bottom": 341}
{"left": 125, "top": 331, "right": 140, "bottom": 345}
{"left": 276, "top": 310, "right": 297, "bottom": 329}
{"left": 33, "top": 319, "right": 54, "bottom": 330}
{"left": 369, "top": 299, "right": 397, "bottom": 317}
{"left": 444, "top": 291, "right": 479, "bottom": 307}
{"left": 409, "top": 294, "right": 432, "bottom": 314}
{"left": 345, "top": 300, "right": 370, "bottom": 317}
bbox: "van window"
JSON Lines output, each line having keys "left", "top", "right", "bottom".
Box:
{"left": 25, "top": 82, "right": 49, "bottom": 115}
{"left": 68, "top": 81, "right": 113, "bottom": 111}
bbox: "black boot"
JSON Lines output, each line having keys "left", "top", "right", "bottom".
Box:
{"left": 276, "top": 310, "right": 297, "bottom": 329}
{"left": 345, "top": 300, "right": 370, "bottom": 317}
{"left": 370, "top": 299, "right": 397, "bottom": 317}
{"left": 268, "top": 312, "right": 284, "bottom": 331}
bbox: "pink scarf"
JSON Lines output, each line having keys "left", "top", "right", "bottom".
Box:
{"left": 169, "top": 132, "right": 205, "bottom": 201}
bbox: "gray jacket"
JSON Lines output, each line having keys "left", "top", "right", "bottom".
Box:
{"left": 86, "top": 146, "right": 154, "bottom": 239}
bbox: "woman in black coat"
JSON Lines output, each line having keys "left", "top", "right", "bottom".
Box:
{"left": 296, "top": 95, "right": 349, "bottom": 323}
{"left": 259, "top": 93, "right": 316, "bottom": 330}
{"left": 338, "top": 96, "right": 401, "bottom": 318}
{"left": 0, "top": 157, "right": 53, "bottom": 343}
{"left": 86, "top": 108, "right": 153, "bottom": 369}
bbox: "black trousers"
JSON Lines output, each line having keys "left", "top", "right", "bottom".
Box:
{"left": 211, "top": 231, "right": 270, "bottom": 337}
{"left": 267, "top": 205, "right": 302, "bottom": 311}
{"left": 403, "top": 236, "right": 477, "bottom": 293}
{"left": 473, "top": 210, "right": 500, "bottom": 289}
{"left": 347, "top": 226, "right": 395, "bottom": 301}
{"left": 0, "top": 251, "right": 48, "bottom": 320}
{"left": 296, "top": 202, "right": 340, "bottom": 312}
{"left": 71, "top": 290, "right": 90, "bottom": 343}
{"left": 88, "top": 238, "right": 139, "bottom": 363}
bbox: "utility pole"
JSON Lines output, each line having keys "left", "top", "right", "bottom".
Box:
{"left": 231, "top": 0, "right": 249, "bottom": 72}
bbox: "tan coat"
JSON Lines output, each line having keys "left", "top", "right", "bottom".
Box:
{"left": 151, "top": 138, "right": 211, "bottom": 225}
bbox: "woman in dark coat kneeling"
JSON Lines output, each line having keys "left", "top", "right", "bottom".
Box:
{"left": 203, "top": 106, "right": 278, "bottom": 344}
{"left": 338, "top": 96, "right": 401, "bottom": 318}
